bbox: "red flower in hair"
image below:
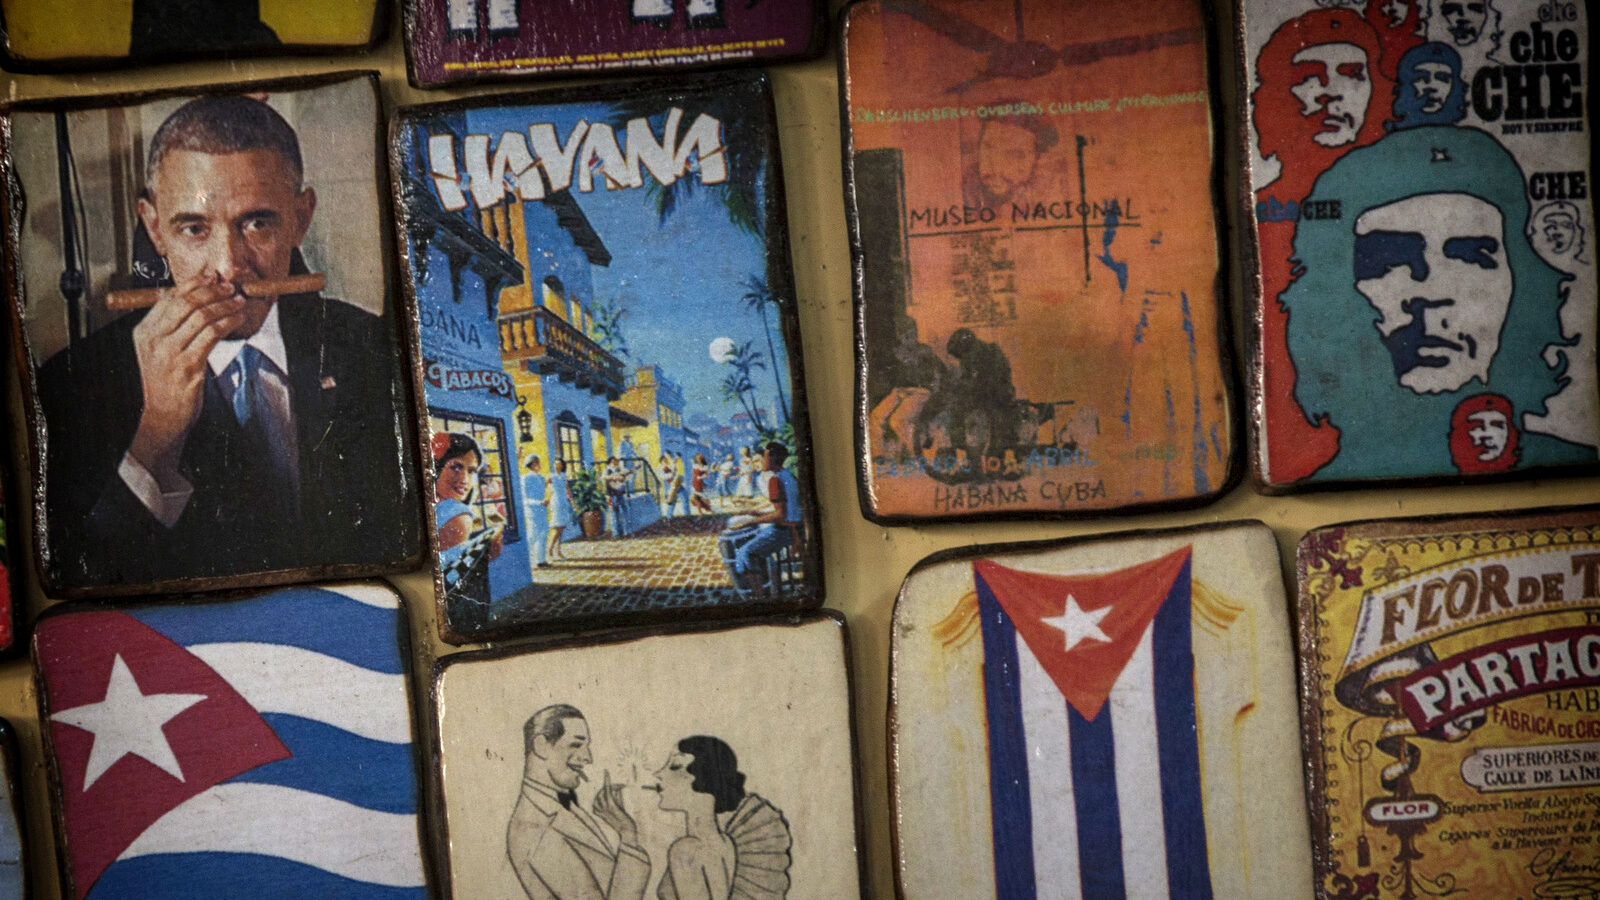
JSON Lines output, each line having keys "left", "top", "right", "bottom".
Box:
{"left": 431, "top": 432, "right": 453, "bottom": 462}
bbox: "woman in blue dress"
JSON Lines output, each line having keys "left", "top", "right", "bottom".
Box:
{"left": 433, "top": 433, "right": 503, "bottom": 569}
{"left": 547, "top": 457, "right": 576, "bottom": 561}
{"left": 433, "top": 433, "right": 503, "bottom": 632}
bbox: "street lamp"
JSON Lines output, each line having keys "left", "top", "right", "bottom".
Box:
{"left": 516, "top": 394, "right": 534, "bottom": 444}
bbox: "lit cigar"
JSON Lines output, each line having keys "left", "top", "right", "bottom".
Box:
{"left": 105, "top": 273, "right": 326, "bottom": 312}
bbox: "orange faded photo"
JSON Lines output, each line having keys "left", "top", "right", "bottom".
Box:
{"left": 846, "top": 0, "right": 1231, "bottom": 519}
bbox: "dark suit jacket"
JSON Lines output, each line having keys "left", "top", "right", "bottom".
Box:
{"left": 34, "top": 292, "right": 420, "bottom": 590}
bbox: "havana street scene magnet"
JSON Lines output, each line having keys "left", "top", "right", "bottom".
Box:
{"left": 392, "top": 71, "right": 821, "bottom": 642}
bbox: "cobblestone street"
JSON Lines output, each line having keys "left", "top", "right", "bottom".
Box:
{"left": 489, "top": 500, "right": 798, "bottom": 624}
{"left": 540, "top": 513, "right": 735, "bottom": 589}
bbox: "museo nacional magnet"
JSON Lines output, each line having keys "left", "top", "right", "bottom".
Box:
{"left": 842, "top": 0, "right": 1238, "bottom": 523}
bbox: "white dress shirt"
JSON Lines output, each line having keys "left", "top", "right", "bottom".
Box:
{"left": 118, "top": 303, "right": 298, "bottom": 527}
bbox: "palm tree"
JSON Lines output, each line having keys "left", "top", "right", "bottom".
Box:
{"left": 740, "top": 275, "right": 789, "bottom": 425}
{"left": 720, "top": 371, "right": 759, "bottom": 433}
{"left": 590, "top": 294, "right": 630, "bottom": 360}
{"left": 719, "top": 341, "right": 768, "bottom": 434}
{"left": 607, "top": 93, "right": 766, "bottom": 240}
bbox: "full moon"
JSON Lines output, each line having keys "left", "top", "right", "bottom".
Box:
{"left": 709, "top": 337, "right": 736, "bottom": 363}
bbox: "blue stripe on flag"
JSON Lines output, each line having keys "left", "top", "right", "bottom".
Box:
{"left": 225, "top": 714, "right": 417, "bottom": 814}
{"left": 1068, "top": 704, "right": 1127, "bottom": 897}
{"left": 1153, "top": 558, "right": 1213, "bottom": 898}
{"left": 88, "top": 853, "right": 425, "bottom": 900}
{"left": 975, "top": 572, "right": 1037, "bottom": 900}
{"left": 129, "top": 588, "right": 403, "bottom": 674}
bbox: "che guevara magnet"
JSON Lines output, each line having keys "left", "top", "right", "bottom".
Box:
{"left": 1241, "top": 0, "right": 1597, "bottom": 490}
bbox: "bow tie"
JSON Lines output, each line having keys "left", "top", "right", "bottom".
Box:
{"left": 557, "top": 790, "right": 578, "bottom": 810}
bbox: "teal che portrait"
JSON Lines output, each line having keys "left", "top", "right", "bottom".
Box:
{"left": 1281, "top": 124, "right": 1594, "bottom": 482}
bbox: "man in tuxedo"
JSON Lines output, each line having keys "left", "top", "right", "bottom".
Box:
{"left": 34, "top": 94, "right": 417, "bottom": 590}
{"left": 507, "top": 705, "right": 648, "bottom": 900}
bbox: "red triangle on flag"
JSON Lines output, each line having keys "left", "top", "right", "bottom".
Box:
{"left": 35, "top": 611, "right": 290, "bottom": 899}
{"left": 975, "top": 545, "right": 1192, "bottom": 721}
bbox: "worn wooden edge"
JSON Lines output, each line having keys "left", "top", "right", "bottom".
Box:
{"left": 0, "top": 1, "right": 392, "bottom": 76}
{"left": 885, "top": 516, "right": 1280, "bottom": 897}
{"left": 0, "top": 380, "right": 20, "bottom": 660}
{"left": 1239, "top": 3, "right": 1600, "bottom": 496}
{"left": 1299, "top": 499, "right": 1600, "bottom": 547}
{"left": 0, "top": 716, "right": 30, "bottom": 899}
{"left": 398, "top": 0, "right": 828, "bottom": 91}
{"left": 0, "top": 69, "right": 427, "bottom": 600}
{"left": 385, "top": 68, "right": 827, "bottom": 646}
{"left": 420, "top": 608, "right": 866, "bottom": 900}
{"left": 25, "top": 580, "right": 435, "bottom": 900}
{"left": 1232, "top": 0, "right": 1272, "bottom": 493}
{"left": 837, "top": 0, "right": 1244, "bottom": 527}
{"left": 1255, "top": 452, "right": 1600, "bottom": 499}
{"left": 1294, "top": 524, "right": 1336, "bottom": 900}
{"left": 1293, "top": 500, "right": 1600, "bottom": 899}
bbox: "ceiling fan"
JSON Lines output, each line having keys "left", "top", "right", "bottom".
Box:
{"left": 879, "top": 0, "right": 1203, "bottom": 94}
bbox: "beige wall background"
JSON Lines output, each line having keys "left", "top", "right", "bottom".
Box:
{"left": 2, "top": 2, "right": 1599, "bottom": 897}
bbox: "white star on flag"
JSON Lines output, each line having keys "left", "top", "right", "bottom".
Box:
{"left": 51, "top": 654, "right": 207, "bottom": 791}
{"left": 1041, "top": 594, "right": 1113, "bottom": 652}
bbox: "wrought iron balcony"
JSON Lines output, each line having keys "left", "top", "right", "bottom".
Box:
{"left": 498, "top": 306, "right": 625, "bottom": 399}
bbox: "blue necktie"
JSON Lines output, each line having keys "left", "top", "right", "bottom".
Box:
{"left": 229, "top": 344, "right": 262, "bottom": 425}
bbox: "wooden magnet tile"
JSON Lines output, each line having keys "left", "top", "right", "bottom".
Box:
{"left": 1, "top": 467, "right": 15, "bottom": 657}
{"left": 391, "top": 70, "right": 821, "bottom": 643}
{"left": 1, "top": 72, "right": 423, "bottom": 598}
{"left": 427, "top": 612, "right": 864, "bottom": 899}
{"left": 32, "top": 582, "right": 428, "bottom": 899}
{"left": 1299, "top": 506, "right": 1600, "bottom": 899}
{"left": 890, "top": 521, "right": 1312, "bottom": 898}
{"left": 0, "top": 719, "right": 25, "bottom": 896}
{"left": 841, "top": 0, "right": 1237, "bottom": 524}
{"left": 0, "top": 0, "right": 390, "bottom": 73}
{"left": 1241, "top": 0, "right": 1598, "bottom": 489}
{"left": 401, "top": 0, "right": 824, "bottom": 89}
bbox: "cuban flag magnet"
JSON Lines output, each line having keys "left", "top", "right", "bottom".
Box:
{"left": 34, "top": 583, "right": 427, "bottom": 900}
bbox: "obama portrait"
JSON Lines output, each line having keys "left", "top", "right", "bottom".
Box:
{"left": 13, "top": 81, "right": 419, "bottom": 591}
